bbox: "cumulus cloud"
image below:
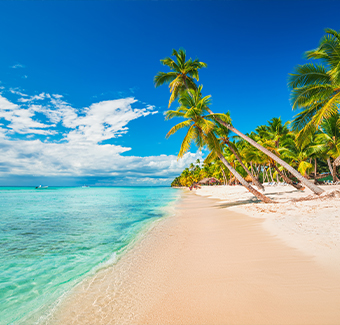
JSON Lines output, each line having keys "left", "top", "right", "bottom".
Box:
{"left": 65, "top": 98, "right": 157, "bottom": 144}
{"left": 0, "top": 95, "right": 55, "bottom": 134}
{"left": 0, "top": 88, "right": 199, "bottom": 185}
{"left": 0, "top": 138, "right": 201, "bottom": 178}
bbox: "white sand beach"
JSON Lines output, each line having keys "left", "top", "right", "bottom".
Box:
{"left": 49, "top": 187, "right": 340, "bottom": 324}
{"left": 195, "top": 184, "right": 340, "bottom": 271}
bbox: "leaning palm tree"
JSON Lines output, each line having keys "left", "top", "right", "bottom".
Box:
{"left": 166, "top": 87, "right": 272, "bottom": 203}
{"left": 289, "top": 28, "right": 340, "bottom": 138}
{"left": 155, "top": 49, "right": 324, "bottom": 195}
{"left": 214, "top": 117, "right": 265, "bottom": 191}
{"left": 154, "top": 48, "right": 207, "bottom": 107}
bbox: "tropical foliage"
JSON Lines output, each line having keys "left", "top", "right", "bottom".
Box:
{"left": 172, "top": 117, "right": 339, "bottom": 187}
{"left": 154, "top": 49, "right": 207, "bottom": 107}
{"left": 289, "top": 28, "right": 340, "bottom": 138}
{"left": 156, "top": 31, "right": 340, "bottom": 199}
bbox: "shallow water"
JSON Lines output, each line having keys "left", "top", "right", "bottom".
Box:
{"left": 0, "top": 187, "right": 179, "bottom": 324}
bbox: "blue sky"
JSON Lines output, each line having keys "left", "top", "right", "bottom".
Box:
{"left": 0, "top": 0, "right": 339, "bottom": 186}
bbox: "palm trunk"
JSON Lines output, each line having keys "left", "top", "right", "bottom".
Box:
{"left": 333, "top": 162, "right": 338, "bottom": 182}
{"left": 263, "top": 165, "right": 268, "bottom": 183}
{"left": 314, "top": 158, "right": 317, "bottom": 180}
{"left": 225, "top": 139, "right": 265, "bottom": 191}
{"left": 257, "top": 164, "right": 261, "bottom": 180}
{"left": 334, "top": 155, "right": 340, "bottom": 167}
{"left": 327, "top": 157, "right": 333, "bottom": 173}
{"left": 250, "top": 162, "right": 255, "bottom": 185}
{"left": 272, "top": 164, "right": 303, "bottom": 190}
{"left": 220, "top": 166, "right": 227, "bottom": 185}
{"left": 327, "top": 157, "right": 334, "bottom": 181}
{"left": 208, "top": 111, "right": 324, "bottom": 195}
{"left": 251, "top": 162, "right": 259, "bottom": 179}
{"left": 217, "top": 153, "right": 272, "bottom": 203}
{"left": 269, "top": 167, "right": 274, "bottom": 183}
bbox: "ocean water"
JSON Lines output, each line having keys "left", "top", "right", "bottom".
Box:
{"left": 0, "top": 187, "right": 179, "bottom": 325}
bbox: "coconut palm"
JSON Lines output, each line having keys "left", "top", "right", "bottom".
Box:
{"left": 214, "top": 118, "right": 265, "bottom": 190}
{"left": 316, "top": 113, "right": 340, "bottom": 181}
{"left": 256, "top": 117, "right": 291, "bottom": 147}
{"left": 289, "top": 28, "right": 340, "bottom": 137}
{"left": 166, "top": 87, "right": 272, "bottom": 203}
{"left": 279, "top": 134, "right": 321, "bottom": 178}
{"left": 237, "top": 132, "right": 267, "bottom": 182}
{"left": 255, "top": 118, "right": 305, "bottom": 189}
{"left": 155, "top": 49, "right": 324, "bottom": 195}
{"left": 154, "top": 48, "right": 207, "bottom": 107}
{"left": 206, "top": 111, "right": 324, "bottom": 194}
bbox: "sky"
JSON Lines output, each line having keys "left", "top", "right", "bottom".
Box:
{"left": 0, "top": 0, "right": 339, "bottom": 186}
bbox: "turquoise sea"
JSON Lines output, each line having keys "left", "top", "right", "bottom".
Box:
{"left": 0, "top": 187, "right": 179, "bottom": 324}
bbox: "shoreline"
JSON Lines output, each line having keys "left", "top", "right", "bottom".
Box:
{"left": 49, "top": 189, "right": 340, "bottom": 324}
{"left": 33, "top": 193, "right": 182, "bottom": 325}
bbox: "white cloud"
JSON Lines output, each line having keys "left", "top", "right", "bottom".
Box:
{"left": 11, "top": 63, "right": 25, "bottom": 69}
{"left": 18, "top": 92, "right": 48, "bottom": 103}
{"left": 0, "top": 136, "right": 202, "bottom": 182}
{"left": 10, "top": 88, "right": 28, "bottom": 97}
{"left": 0, "top": 90, "right": 195, "bottom": 185}
{"left": 0, "top": 95, "right": 55, "bottom": 134}
{"left": 64, "top": 98, "right": 158, "bottom": 144}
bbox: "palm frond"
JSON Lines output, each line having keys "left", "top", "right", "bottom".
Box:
{"left": 154, "top": 72, "right": 177, "bottom": 88}
{"left": 164, "top": 110, "right": 186, "bottom": 121}
{"left": 288, "top": 63, "right": 330, "bottom": 89}
{"left": 311, "top": 91, "right": 340, "bottom": 127}
{"left": 290, "top": 84, "right": 333, "bottom": 109}
{"left": 178, "top": 124, "right": 196, "bottom": 158}
{"left": 291, "top": 105, "right": 320, "bottom": 132}
{"left": 166, "top": 120, "right": 192, "bottom": 138}
{"left": 160, "top": 57, "right": 180, "bottom": 71}
{"left": 204, "top": 151, "right": 217, "bottom": 164}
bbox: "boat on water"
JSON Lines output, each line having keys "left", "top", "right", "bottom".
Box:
{"left": 82, "top": 185, "right": 89, "bottom": 188}
{"left": 35, "top": 185, "right": 48, "bottom": 189}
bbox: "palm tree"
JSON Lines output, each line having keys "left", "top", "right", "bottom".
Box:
{"left": 214, "top": 117, "right": 265, "bottom": 191}
{"left": 206, "top": 112, "right": 324, "bottom": 194}
{"left": 238, "top": 132, "right": 267, "bottom": 183}
{"left": 154, "top": 48, "right": 207, "bottom": 107}
{"left": 316, "top": 113, "right": 340, "bottom": 181}
{"left": 166, "top": 87, "right": 272, "bottom": 203}
{"left": 289, "top": 28, "right": 340, "bottom": 137}
{"left": 256, "top": 117, "right": 290, "bottom": 148}
{"left": 255, "top": 118, "right": 304, "bottom": 190}
{"left": 279, "top": 134, "right": 319, "bottom": 178}
{"left": 155, "top": 49, "right": 324, "bottom": 195}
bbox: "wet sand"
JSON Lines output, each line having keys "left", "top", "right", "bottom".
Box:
{"left": 49, "top": 192, "right": 340, "bottom": 324}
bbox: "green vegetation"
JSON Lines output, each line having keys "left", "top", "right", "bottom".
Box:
{"left": 170, "top": 117, "right": 338, "bottom": 188}
{"left": 155, "top": 29, "right": 340, "bottom": 200}
{"left": 289, "top": 29, "right": 340, "bottom": 139}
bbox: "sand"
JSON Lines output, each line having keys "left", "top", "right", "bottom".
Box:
{"left": 48, "top": 189, "right": 340, "bottom": 325}
{"left": 196, "top": 184, "right": 340, "bottom": 270}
